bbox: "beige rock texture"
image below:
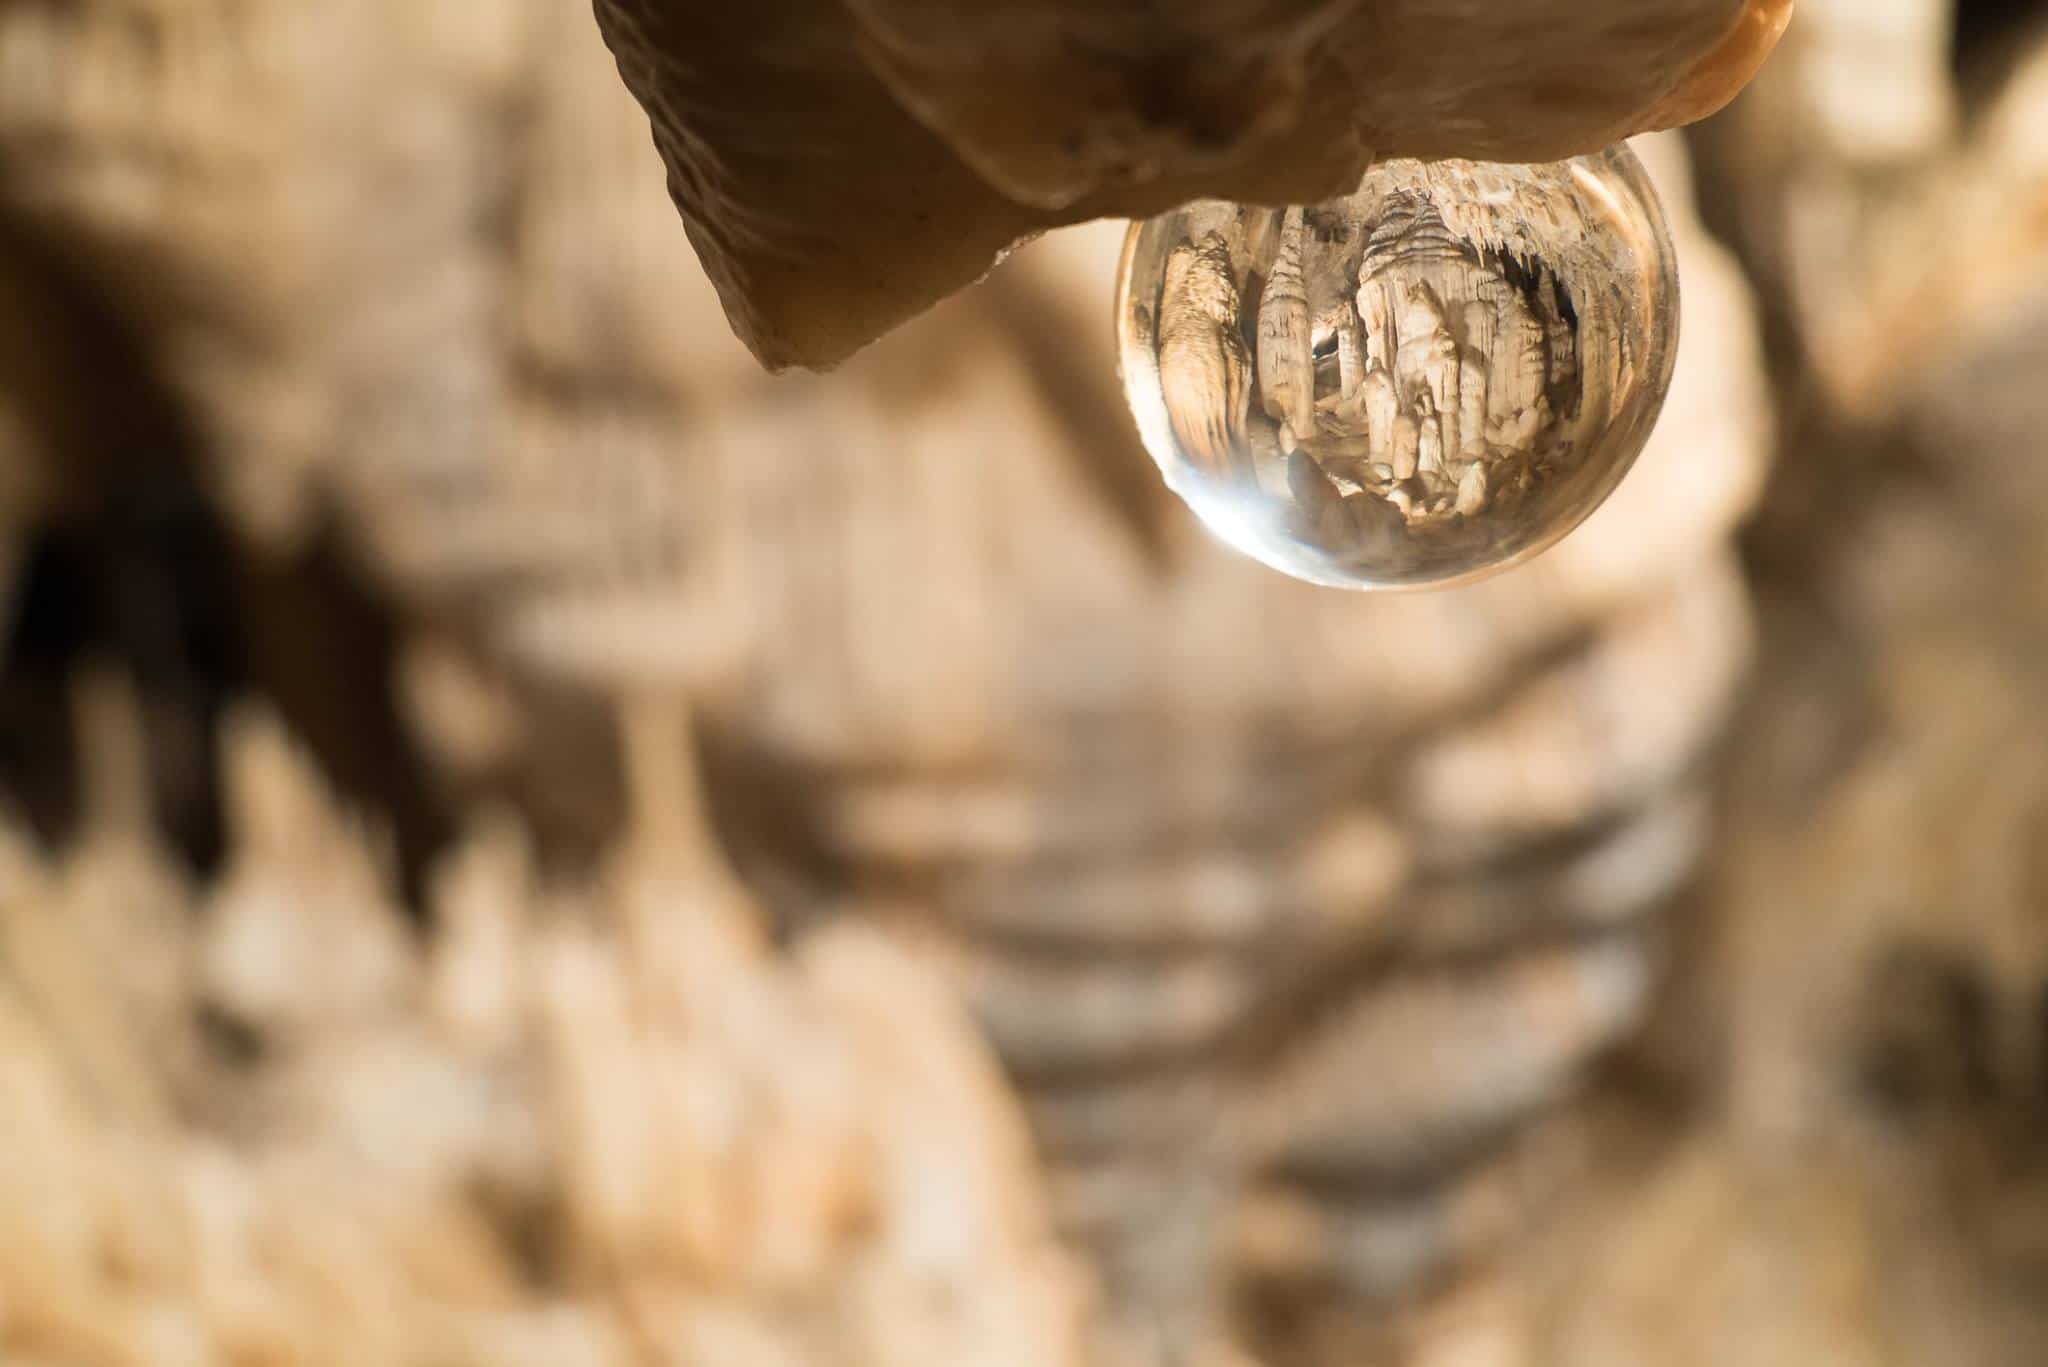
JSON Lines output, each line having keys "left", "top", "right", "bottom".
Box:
{"left": 591, "top": 0, "right": 1792, "bottom": 368}
{"left": 0, "top": 1, "right": 1777, "bottom": 1355}
{"left": 1512, "top": 17, "right": 2048, "bottom": 1367}
{"left": 0, "top": 682, "right": 1088, "bottom": 1367}
{"left": 15, "top": 2, "right": 2048, "bottom": 1364}
{"left": 0, "top": 2, "right": 1801, "bottom": 1364}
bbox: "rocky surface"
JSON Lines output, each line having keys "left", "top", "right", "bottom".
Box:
{"left": 10, "top": 4, "right": 2048, "bottom": 1365}
{"left": 0, "top": 4, "right": 1775, "bottom": 1352}
{"left": 0, "top": 3, "right": 1817, "bottom": 1364}
{"left": 591, "top": 0, "right": 1790, "bottom": 368}
{"left": 0, "top": 690, "right": 1086, "bottom": 1367}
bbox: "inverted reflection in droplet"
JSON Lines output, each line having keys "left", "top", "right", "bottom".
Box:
{"left": 1117, "top": 146, "right": 1679, "bottom": 590}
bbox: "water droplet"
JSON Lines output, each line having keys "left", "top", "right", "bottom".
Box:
{"left": 1116, "top": 145, "right": 1678, "bottom": 589}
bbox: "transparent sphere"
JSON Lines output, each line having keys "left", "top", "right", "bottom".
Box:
{"left": 1116, "top": 145, "right": 1678, "bottom": 590}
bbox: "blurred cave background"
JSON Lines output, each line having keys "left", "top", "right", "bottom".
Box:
{"left": 2, "top": 1, "right": 2048, "bottom": 1364}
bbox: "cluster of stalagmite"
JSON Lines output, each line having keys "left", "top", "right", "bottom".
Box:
{"left": 1153, "top": 159, "right": 1633, "bottom": 552}
{"left": 1305, "top": 196, "right": 1564, "bottom": 523}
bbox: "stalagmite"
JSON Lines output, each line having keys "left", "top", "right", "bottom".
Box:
{"left": 1417, "top": 392, "right": 1447, "bottom": 480}
{"left": 1394, "top": 283, "right": 1448, "bottom": 410}
{"left": 1485, "top": 285, "right": 1550, "bottom": 434}
{"left": 1159, "top": 233, "right": 1252, "bottom": 481}
{"left": 1461, "top": 299, "right": 1498, "bottom": 359}
{"left": 1435, "top": 342, "right": 1463, "bottom": 465}
{"left": 1334, "top": 302, "right": 1365, "bottom": 400}
{"left": 1257, "top": 208, "right": 1315, "bottom": 449}
{"left": 1459, "top": 347, "right": 1491, "bottom": 459}
{"left": 1456, "top": 461, "right": 1489, "bottom": 515}
{"left": 1392, "top": 410, "right": 1421, "bottom": 481}
{"left": 1359, "top": 277, "right": 1394, "bottom": 373}
{"left": 1364, "top": 363, "right": 1400, "bottom": 473}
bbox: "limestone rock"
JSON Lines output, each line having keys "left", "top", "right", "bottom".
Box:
{"left": 592, "top": 0, "right": 1791, "bottom": 368}
{"left": 0, "top": 697, "right": 1087, "bottom": 1367}
{"left": 1161, "top": 233, "right": 1255, "bottom": 482}
{"left": 0, "top": 0, "right": 1779, "bottom": 1350}
{"left": 1257, "top": 208, "right": 1315, "bottom": 447}
{"left": 1516, "top": 24, "right": 2048, "bottom": 1367}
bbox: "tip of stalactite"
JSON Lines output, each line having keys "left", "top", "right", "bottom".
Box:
{"left": 600, "top": 0, "right": 1793, "bottom": 374}
{"left": 1641, "top": 0, "right": 1798, "bottom": 133}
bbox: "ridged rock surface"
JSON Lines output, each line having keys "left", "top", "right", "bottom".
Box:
{"left": 591, "top": 0, "right": 1791, "bottom": 367}
{"left": 0, "top": 698, "right": 1086, "bottom": 1367}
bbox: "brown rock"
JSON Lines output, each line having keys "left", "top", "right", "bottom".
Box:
{"left": 592, "top": 0, "right": 1790, "bottom": 368}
